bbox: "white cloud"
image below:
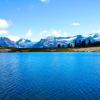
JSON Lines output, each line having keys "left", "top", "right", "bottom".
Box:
{"left": 0, "top": 19, "right": 19, "bottom": 42}
{"left": 0, "top": 19, "right": 9, "bottom": 29}
{"left": 71, "top": 22, "right": 80, "bottom": 27}
{"left": 40, "top": 0, "right": 50, "bottom": 3}
{"left": 96, "top": 29, "right": 100, "bottom": 33}
{"left": 25, "top": 29, "right": 33, "bottom": 40}
{"left": 0, "top": 30, "right": 8, "bottom": 34}
{"left": 63, "top": 32, "right": 68, "bottom": 37}
{"left": 7, "top": 36, "right": 20, "bottom": 41}
{"left": 40, "top": 29, "right": 67, "bottom": 38}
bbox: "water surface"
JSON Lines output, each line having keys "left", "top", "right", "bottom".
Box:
{"left": 0, "top": 52, "right": 100, "bottom": 100}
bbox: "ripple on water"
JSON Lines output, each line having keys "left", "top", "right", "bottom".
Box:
{"left": 0, "top": 52, "right": 100, "bottom": 100}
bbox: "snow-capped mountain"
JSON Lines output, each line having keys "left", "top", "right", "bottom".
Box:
{"left": 0, "top": 33, "right": 100, "bottom": 48}
{"left": 83, "top": 33, "right": 100, "bottom": 44}
{"left": 92, "top": 33, "right": 100, "bottom": 42}
{"left": 16, "top": 39, "right": 34, "bottom": 48}
{"left": 33, "top": 33, "right": 100, "bottom": 48}
{"left": 0, "top": 37, "right": 17, "bottom": 47}
{"left": 33, "top": 36, "right": 75, "bottom": 48}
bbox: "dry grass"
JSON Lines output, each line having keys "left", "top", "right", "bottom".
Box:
{"left": 73, "top": 47, "right": 100, "bottom": 52}
{"left": 0, "top": 46, "right": 100, "bottom": 52}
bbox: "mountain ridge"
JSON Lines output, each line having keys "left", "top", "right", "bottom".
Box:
{"left": 0, "top": 33, "right": 100, "bottom": 48}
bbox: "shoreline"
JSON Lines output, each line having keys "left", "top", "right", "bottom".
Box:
{"left": 0, "top": 46, "right": 100, "bottom": 52}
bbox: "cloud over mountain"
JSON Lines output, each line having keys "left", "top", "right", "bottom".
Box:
{"left": 0, "top": 19, "right": 10, "bottom": 35}
{"left": 40, "top": 29, "right": 67, "bottom": 38}
{"left": 0, "top": 19, "right": 9, "bottom": 29}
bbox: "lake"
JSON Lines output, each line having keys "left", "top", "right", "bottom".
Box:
{"left": 0, "top": 52, "right": 100, "bottom": 100}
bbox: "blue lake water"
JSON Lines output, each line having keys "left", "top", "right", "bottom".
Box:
{"left": 0, "top": 52, "right": 100, "bottom": 100}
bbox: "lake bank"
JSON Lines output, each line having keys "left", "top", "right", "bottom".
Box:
{"left": 0, "top": 46, "right": 100, "bottom": 52}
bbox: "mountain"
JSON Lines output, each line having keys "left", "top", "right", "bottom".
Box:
{"left": 0, "top": 37, "right": 17, "bottom": 47}
{"left": 33, "top": 33, "right": 100, "bottom": 48}
{"left": 0, "top": 33, "right": 100, "bottom": 48}
{"left": 33, "top": 36, "right": 75, "bottom": 48}
{"left": 93, "top": 33, "right": 100, "bottom": 42}
{"left": 84, "top": 33, "right": 100, "bottom": 43}
{"left": 16, "top": 39, "right": 34, "bottom": 48}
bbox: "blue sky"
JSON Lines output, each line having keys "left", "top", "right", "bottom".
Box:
{"left": 0, "top": 0, "right": 100, "bottom": 41}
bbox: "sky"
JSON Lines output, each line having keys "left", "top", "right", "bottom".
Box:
{"left": 0, "top": 0, "right": 100, "bottom": 41}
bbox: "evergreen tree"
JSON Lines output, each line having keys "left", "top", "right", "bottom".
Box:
{"left": 58, "top": 44, "right": 61, "bottom": 48}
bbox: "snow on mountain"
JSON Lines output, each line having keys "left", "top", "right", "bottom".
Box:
{"left": 0, "top": 37, "right": 17, "bottom": 47}
{"left": 33, "top": 36, "right": 75, "bottom": 48}
{"left": 85, "top": 33, "right": 100, "bottom": 43}
{"left": 16, "top": 39, "right": 34, "bottom": 48}
{"left": 0, "top": 33, "right": 100, "bottom": 48}
{"left": 92, "top": 33, "right": 100, "bottom": 42}
{"left": 33, "top": 33, "right": 100, "bottom": 48}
